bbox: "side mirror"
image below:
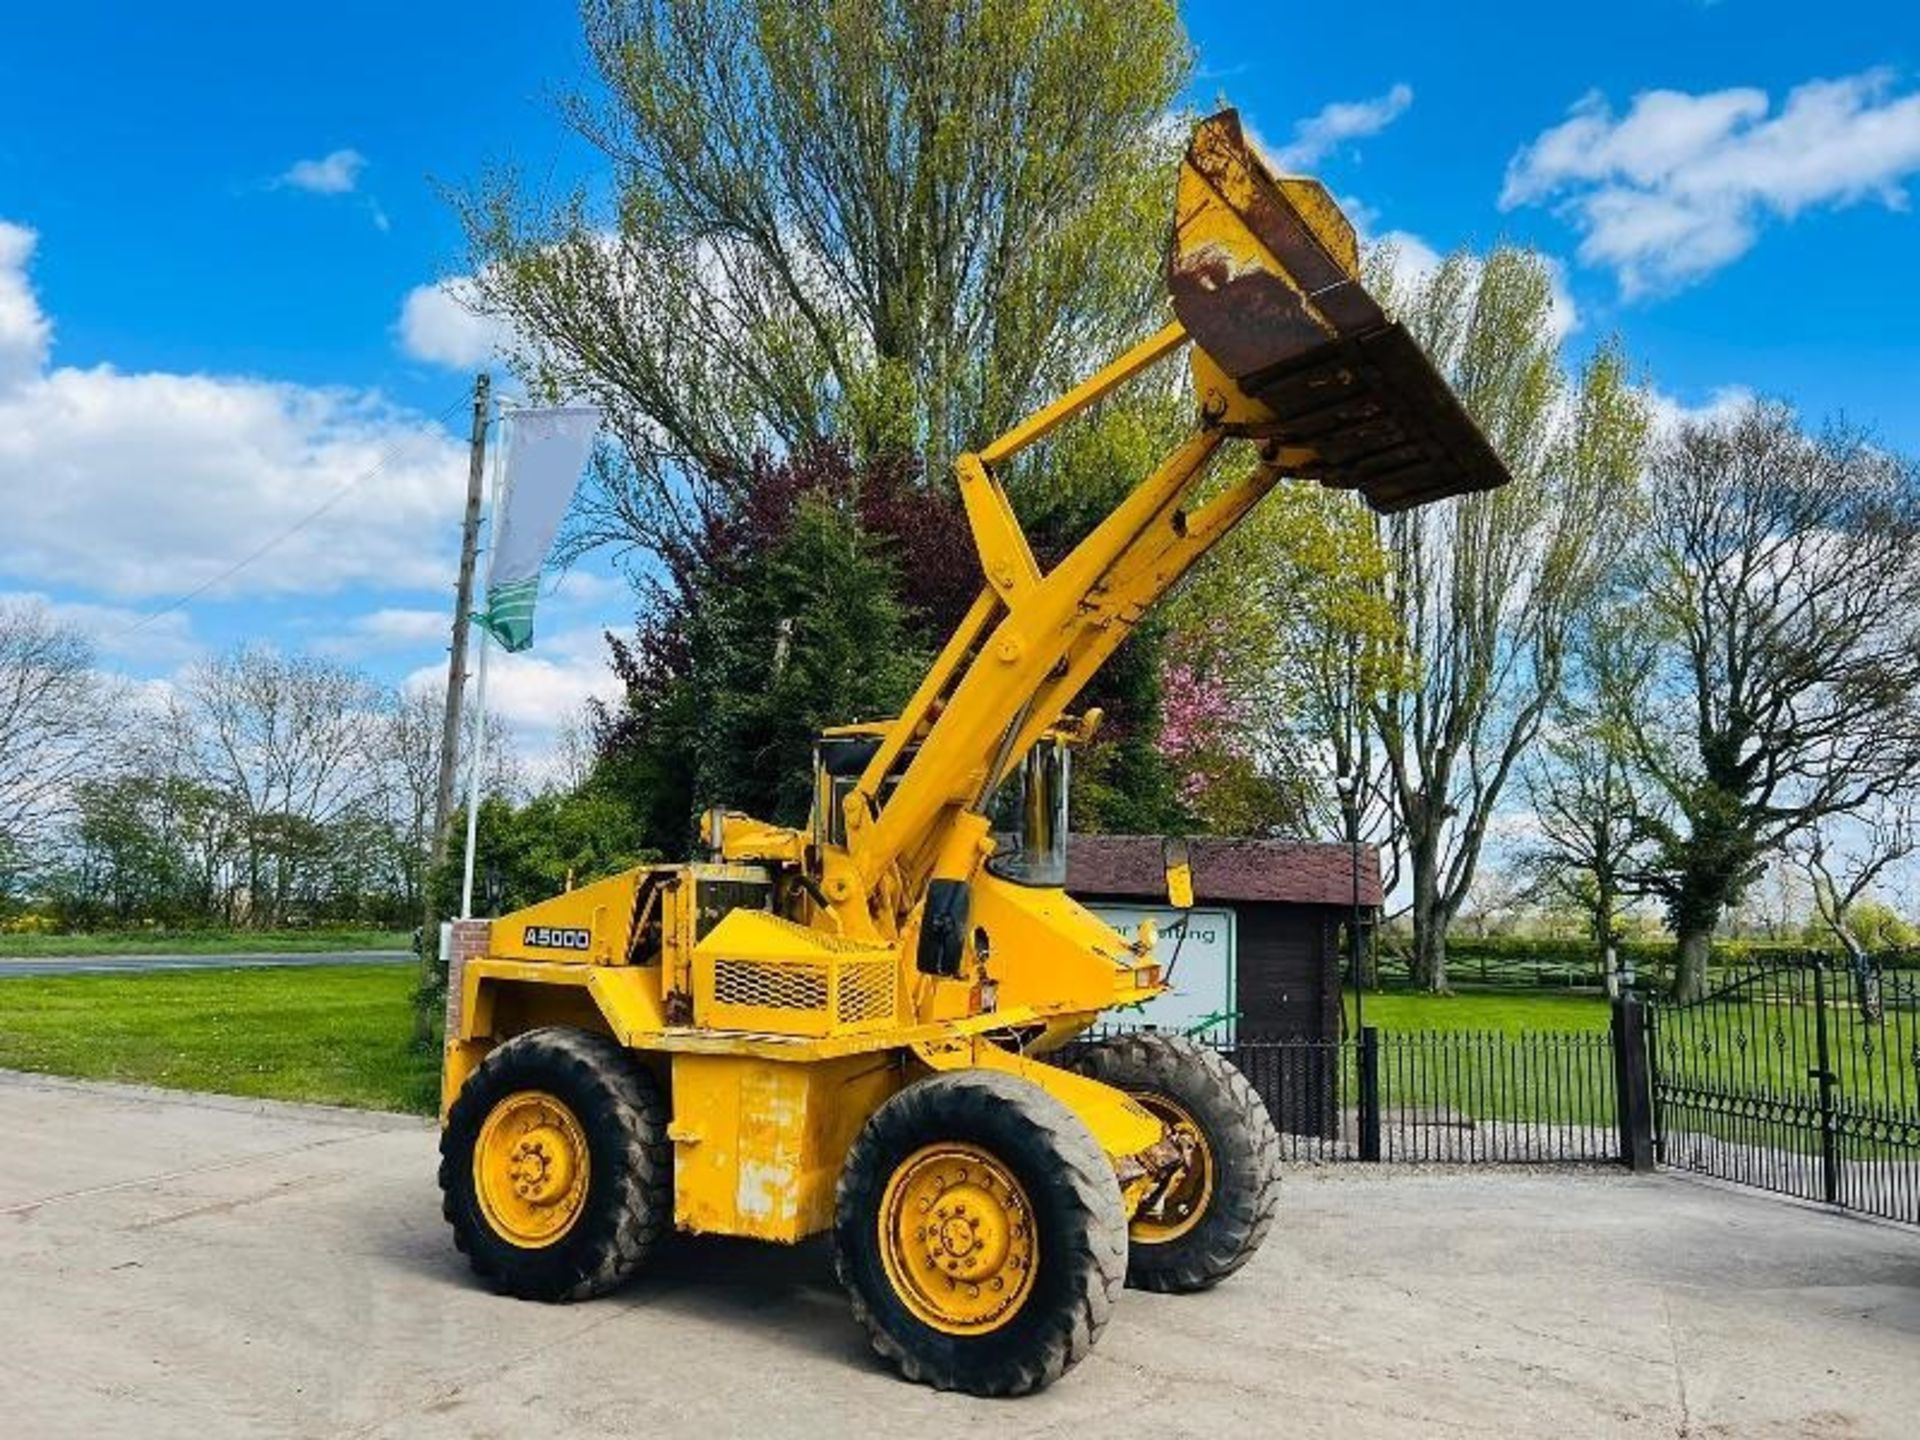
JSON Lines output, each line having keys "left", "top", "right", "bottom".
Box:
{"left": 915, "top": 878, "right": 968, "bottom": 978}
{"left": 1163, "top": 836, "right": 1194, "bottom": 910}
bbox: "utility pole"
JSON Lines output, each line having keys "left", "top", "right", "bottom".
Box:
{"left": 417, "top": 372, "right": 490, "bottom": 1033}
{"left": 430, "top": 372, "right": 491, "bottom": 874}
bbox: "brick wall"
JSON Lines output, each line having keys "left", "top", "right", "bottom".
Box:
{"left": 444, "top": 919, "right": 492, "bottom": 1040}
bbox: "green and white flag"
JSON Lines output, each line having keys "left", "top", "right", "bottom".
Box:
{"left": 474, "top": 406, "right": 600, "bottom": 652}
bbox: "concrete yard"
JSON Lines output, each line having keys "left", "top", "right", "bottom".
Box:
{"left": 1, "top": 1070, "right": 1914, "bottom": 1438}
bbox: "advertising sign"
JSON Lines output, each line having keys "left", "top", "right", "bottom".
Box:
{"left": 1085, "top": 904, "right": 1237, "bottom": 1043}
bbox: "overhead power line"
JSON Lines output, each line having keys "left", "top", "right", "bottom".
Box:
{"left": 111, "top": 392, "right": 477, "bottom": 640}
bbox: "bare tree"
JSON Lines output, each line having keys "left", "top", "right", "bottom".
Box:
{"left": 1620, "top": 404, "right": 1920, "bottom": 999}
{"left": 379, "top": 684, "right": 447, "bottom": 915}
{"left": 0, "top": 600, "right": 121, "bottom": 897}
{"left": 1521, "top": 611, "right": 1663, "bottom": 954}
{"left": 547, "top": 704, "right": 601, "bottom": 795}
{"left": 458, "top": 0, "right": 1190, "bottom": 567}
{"left": 1367, "top": 249, "right": 1650, "bottom": 991}
{"left": 377, "top": 682, "right": 522, "bottom": 914}
{"left": 175, "top": 647, "right": 385, "bottom": 926}
{"left": 1795, "top": 802, "right": 1918, "bottom": 962}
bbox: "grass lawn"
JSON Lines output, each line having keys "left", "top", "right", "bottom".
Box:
{"left": 1351, "top": 989, "right": 1613, "bottom": 1035}
{"left": 0, "top": 964, "right": 436, "bottom": 1114}
{"left": 0, "top": 968, "right": 1616, "bottom": 1122}
{"left": 0, "top": 927, "right": 410, "bottom": 958}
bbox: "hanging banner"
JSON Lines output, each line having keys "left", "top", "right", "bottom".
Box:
{"left": 474, "top": 406, "right": 600, "bottom": 652}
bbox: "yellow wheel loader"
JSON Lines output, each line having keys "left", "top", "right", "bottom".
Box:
{"left": 438, "top": 109, "right": 1510, "bottom": 1395}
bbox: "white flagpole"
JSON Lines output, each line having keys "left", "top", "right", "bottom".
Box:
{"left": 460, "top": 403, "right": 510, "bottom": 919}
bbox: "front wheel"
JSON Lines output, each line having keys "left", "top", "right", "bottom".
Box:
{"left": 833, "top": 1069, "right": 1127, "bottom": 1396}
{"left": 439, "top": 1027, "right": 670, "bottom": 1301}
{"left": 1064, "top": 1032, "right": 1280, "bottom": 1292}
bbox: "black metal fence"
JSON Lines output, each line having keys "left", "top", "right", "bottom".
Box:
{"left": 1647, "top": 953, "right": 1920, "bottom": 1225}
{"left": 1080, "top": 1022, "right": 1630, "bottom": 1166}
{"left": 1080, "top": 956, "right": 1920, "bottom": 1226}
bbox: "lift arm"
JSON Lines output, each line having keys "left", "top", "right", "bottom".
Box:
{"left": 834, "top": 108, "right": 1511, "bottom": 931}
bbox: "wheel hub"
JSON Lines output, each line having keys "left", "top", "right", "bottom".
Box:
{"left": 1130, "top": 1094, "right": 1214, "bottom": 1244}
{"left": 473, "top": 1091, "right": 591, "bottom": 1248}
{"left": 881, "top": 1145, "right": 1037, "bottom": 1333}
{"left": 507, "top": 1127, "right": 576, "bottom": 1203}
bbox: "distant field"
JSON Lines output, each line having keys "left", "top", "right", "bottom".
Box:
{"left": 0, "top": 964, "right": 436, "bottom": 1114}
{"left": 1352, "top": 990, "right": 1612, "bottom": 1035}
{"left": 0, "top": 927, "right": 410, "bottom": 958}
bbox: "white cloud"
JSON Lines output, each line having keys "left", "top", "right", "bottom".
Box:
{"left": 316, "top": 607, "right": 451, "bottom": 660}
{"left": 0, "top": 222, "right": 52, "bottom": 386}
{"left": 1258, "top": 84, "right": 1414, "bottom": 172}
{"left": 1503, "top": 70, "right": 1920, "bottom": 296}
{"left": 403, "top": 621, "right": 621, "bottom": 772}
{"left": 1643, "top": 382, "right": 1758, "bottom": 435}
{"left": 398, "top": 274, "right": 512, "bottom": 368}
{"left": 0, "top": 216, "right": 470, "bottom": 600}
{"left": 0, "top": 589, "right": 200, "bottom": 667}
{"left": 278, "top": 148, "right": 367, "bottom": 196}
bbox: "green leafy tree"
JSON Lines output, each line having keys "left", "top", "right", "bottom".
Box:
{"left": 1009, "top": 449, "right": 1192, "bottom": 837}
{"left": 434, "top": 789, "right": 653, "bottom": 921}
{"left": 1367, "top": 249, "right": 1648, "bottom": 992}
{"left": 1520, "top": 608, "right": 1664, "bottom": 953}
{"left": 459, "top": 1, "right": 1206, "bottom": 850}
{"left": 598, "top": 446, "right": 933, "bottom": 847}
{"left": 1169, "top": 474, "right": 1405, "bottom": 842}
{"left": 459, "top": 0, "right": 1190, "bottom": 565}
{"left": 691, "top": 492, "right": 929, "bottom": 826}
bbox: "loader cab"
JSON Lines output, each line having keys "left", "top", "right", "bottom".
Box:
{"left": 812, "top": 724, "right": 1071, "bottom": 888}
{"left": 984, "top": 736, "right": 1070, "bottom": 887}
{"left": 812, "top": 729, "right": 912, "bottom": 849}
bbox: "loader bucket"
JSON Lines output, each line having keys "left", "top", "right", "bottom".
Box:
{"left": 1170, "top": 109, "right": 1511, "bottom": 513}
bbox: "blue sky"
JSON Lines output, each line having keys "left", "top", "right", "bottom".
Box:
{"left": 1, "top": 1, "right": 1917, "bottom": 765}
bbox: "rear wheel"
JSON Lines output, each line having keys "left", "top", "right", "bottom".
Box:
{"left": 833, "top": 1069, "right": 1127, "bottom": 1396}
{"left": 439, "top": 1027, "right": 669, "bottom": 1301}
{"left": 1065, "top": 1032, "right": 1280, "bottom": 1292}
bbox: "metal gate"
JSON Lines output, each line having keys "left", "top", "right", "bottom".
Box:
{"left": 1648, "top": 954, "right": 1920, "bottom": 1224}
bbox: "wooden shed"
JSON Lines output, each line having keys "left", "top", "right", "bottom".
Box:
{"left": 1067, "top": 835, "right": 1381, "bottom": 1042}
{"left": 1067, "top": 836, "right": 1381, "bottom": 1140}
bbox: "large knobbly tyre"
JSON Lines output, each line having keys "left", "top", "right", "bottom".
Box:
{"left": 833, "top": 1069, "right": 1127, "bottom": 1396}
{"left": 1066, "top": 1032, "right": 1280, "bottom": 1293}
{"left": 440, "top": 1026, "right": 670, "bottom": 1302}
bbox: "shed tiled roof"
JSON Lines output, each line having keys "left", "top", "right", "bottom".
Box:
{"left": 1066, "top": 834, "right": 1382, "bottom": 908}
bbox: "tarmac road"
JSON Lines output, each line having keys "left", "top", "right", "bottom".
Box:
{"left": 0, "top": 949, "right": 411, "bottom": 978}
{"left": 0, "top": 1069, "right": 1915, "bottom": 1438}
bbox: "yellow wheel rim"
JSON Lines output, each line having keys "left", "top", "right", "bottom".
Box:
{"left": 878, "top": 1143, "right": 1038, "bottom": 1336}
{"left": 1131, "top": 1094, "right": 1214, "bottom": 1245}
{"left": 473, "top": 1090, "right": 591, "bottom": 1249}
